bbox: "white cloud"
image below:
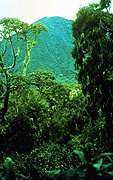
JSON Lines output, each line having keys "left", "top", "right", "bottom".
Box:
{"left": 0, "top": 0, "right": 109, "bottom": 23}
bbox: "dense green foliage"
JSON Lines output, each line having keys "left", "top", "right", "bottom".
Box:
{"left": 100, "top": 0, "right": 111, "bottom": 10}
{"left": 72, "top": 1, "right": 113, "bottom": 150}
{"left": 0, "top": 71, "right": 93, "bottom": 179}
{"left": 0, "top": 18, "right": 46, "bottom": 121}
{"left": 1, "top": 1, "right": 113, "bottom": 178}
{"left": 0, "top": 71, "right": 111, "bottom": 179}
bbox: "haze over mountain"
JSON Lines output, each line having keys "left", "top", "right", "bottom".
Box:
{"left": 5, "top": 16, "right": 76, "bottom": 83}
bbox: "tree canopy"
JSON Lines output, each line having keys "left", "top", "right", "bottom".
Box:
{"left": 72, "top": 2, "right": 113, "bottom": 149}
{"left": 0, "top": 18, "right": 47, "bottom": 75}
{"left": 0, "top": 18, "right": 47, "bottom": 121}
{"left": 100, "top": 0, "right": 111, "bottom": 10}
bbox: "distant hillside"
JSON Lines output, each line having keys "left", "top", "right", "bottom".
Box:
{"left": 4, "top": 16, "right": 76, "bottom": 83}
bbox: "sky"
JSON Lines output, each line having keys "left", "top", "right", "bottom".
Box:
{"left": 0, "top": 0, "right": 112, "bottom": 23}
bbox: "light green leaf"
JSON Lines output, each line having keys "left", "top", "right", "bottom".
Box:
{"left": 93, "top": 159, "right": 103, "bottom": 170}
{"left": 73, "top": 149, "right": 86, "bottom": 163}
{"left": 46, "top": 169, "right": 60, "bottom": 176}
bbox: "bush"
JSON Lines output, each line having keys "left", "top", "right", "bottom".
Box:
{"left": 1, "top": 71, "right": 100, "bottom": 179}
{"left": 3, "top": 72, "right": 89, "bottom": 150}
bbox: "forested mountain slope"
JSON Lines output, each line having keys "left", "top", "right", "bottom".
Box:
{"left": 4, "top": 16, "right": 76, "bottom": 83}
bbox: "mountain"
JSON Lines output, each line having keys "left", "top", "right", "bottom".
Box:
{"left": 5, "top": 16, "right": 76, "bottom": 83}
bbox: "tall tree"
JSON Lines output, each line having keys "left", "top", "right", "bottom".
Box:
{"left": 72, "top": 3, "right": 113, "bottom": 149}
{"left": 0, "top": 18, "right": 47, "bottom": 121}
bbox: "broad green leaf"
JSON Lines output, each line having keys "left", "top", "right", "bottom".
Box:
{"left": 73, "top": 149, "right": 86, "bottom": 163}
{"left": 108, "top": 171, "right": 113, "bottom": 176}
{"left": 46, "top": 169, "right": 60, "bottom": 176}
{"left": 93, "top": 159, "right": 103, "bottom": 170}
{"left": 102, "top": 163, "right": 112, "bottom": 170}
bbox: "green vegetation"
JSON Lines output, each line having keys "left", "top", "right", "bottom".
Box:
{"left": 0, "top": 71, "right": 91, "bottom": 179}
{"left": 72, "top": 0, "right": 113, "bottom": 150}
{"left": 4, "top": 16, "right": 75, "bottom": 83}
{"left": 0, "top": 18, "right": 47, "bottom": 121}
{"left": 1, "top": 0, "right": 113, "bottom": 179}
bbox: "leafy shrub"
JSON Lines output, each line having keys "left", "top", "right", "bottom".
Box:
{"left": 7, "top": 115, "right": 37, "bottom": 153}
{"left": 0, "top": 71, "right": 100, "bottom": 179}
{"left": 55, "top": 150, "right": 113, "bottom": 180}
{"left": 4, "top": 72, "right": 89, "bottom": 151}
{"left": 12, "top": 142, "right": 77, "bottom": 179}
{"left": 72, "top": 150, "right": 113, "bottom": 179}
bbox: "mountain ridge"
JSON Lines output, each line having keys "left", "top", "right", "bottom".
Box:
{"left": 30, "top": 16, "right": 75, "bottom": 83}
{"left": 4, "top": 16, "right": 76, "bottom": 83}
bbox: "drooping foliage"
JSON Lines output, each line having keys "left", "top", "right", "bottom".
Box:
{"left": 72, "top": 2, "right": 113, "bottom": 148}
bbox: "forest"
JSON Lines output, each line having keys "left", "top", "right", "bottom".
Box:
{"left": 0, "top": 0, "right": 113, "bottom": 179}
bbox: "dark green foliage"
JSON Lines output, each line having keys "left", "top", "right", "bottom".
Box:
{"left": 72, "top": 2, "right": 113, "bottom": 149}
{"left": 1, "top": 69, "right": 109, "bottom": 179}
{"left": 1, "top": 8, "right": 113, "bottom": 178}
{"left": 0, "top": 18, "right": 46, "bottom": 122}
{"left": 1, "top": 157, "right": 17, "bottom": 180}
{"left": 0, "top": 71, "right": 92, "bottom": 179}
{"left": 5, "top": 72, "right": 88, "bottom": 147}
{"left": 100, "top": 0, "right": 111, "bottom": 10}
{"left": 58, "top": 150, "right": 113, "bottom": 180}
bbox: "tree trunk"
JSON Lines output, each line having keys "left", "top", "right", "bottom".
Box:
{"left": 2, "top": 72, "right": 10, "bottom": 122}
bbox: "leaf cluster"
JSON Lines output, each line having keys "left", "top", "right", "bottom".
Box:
{"left": 72, "top": 2, "right": 113, "bottom": 149}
